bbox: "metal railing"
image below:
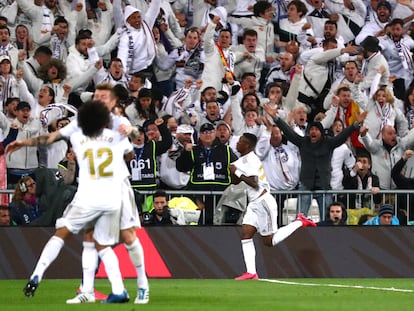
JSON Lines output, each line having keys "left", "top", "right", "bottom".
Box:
{"left": 1, "top": 189, "right": 412, "bottom": 225}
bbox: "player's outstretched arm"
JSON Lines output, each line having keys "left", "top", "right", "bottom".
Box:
{"left": 5, "top": 131, "right": 63, "bottom": 154}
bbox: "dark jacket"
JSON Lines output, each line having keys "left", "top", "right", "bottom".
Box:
{"left": 10, "top": 200, "right": 39, "bottom": 225}
{"left": 342, "top": 170, "right": 381, "bottom": 208}
{"left": 176, "top": 142, "right": 238, "bottom": 191}
{"left": 28, "top": 168, "right": 77, "bottom": 226}
{"left": 145, "top": 207, "right": 173, "bottom": 226}
{"left": 275, "top": 117, "right": 359, "bottom": 190}
{"left": 128, "top": 123, "right": 173, "bottom": 190}
{"left": 391, "top": 157, "right": 414, "bottom": 224}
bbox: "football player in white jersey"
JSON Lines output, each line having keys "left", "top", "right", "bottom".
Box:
{"left": 20, "top": 101, "right": 132, "bottom": 303}
{"left": 6, "top": 83, "right": 150, "bottom": 304}
{"left": 230, "top": 133, "right": 316, "bottom": 281}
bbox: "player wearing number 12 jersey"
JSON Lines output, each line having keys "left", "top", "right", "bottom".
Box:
{"left": 21, "top": 101, "right": 132, "bottom": 302}
{"left": 6, "top": 84, "right": 150, "bottom": 304}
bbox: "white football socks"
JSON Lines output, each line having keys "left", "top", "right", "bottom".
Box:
{"left": 31, "top": 235, "right": 64, "bottom": 281}
{"left": 98, "top": 247, "right": 124, "bottom": 295}
{"left": 241, "top": 238, "right": 256, "bottom": 275}
{"left": 125, "top": 239, "right": 148, "bottom": 289}
{"left": 272, "top": 220, "right": 302, "bottom": 246}
{"left": 81, "top": 241, "right": 98, "bottom": 293}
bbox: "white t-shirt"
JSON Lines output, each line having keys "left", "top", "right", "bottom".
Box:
{"left": 70, "top": 128, "right": 133, "bottom": 210}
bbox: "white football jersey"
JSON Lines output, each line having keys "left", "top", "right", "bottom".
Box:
{"left": 70, "top": 128, "right": 133, "bottom": 210}
{"left": 231, "top": 151, "right": 270, "bottom": 202}
{"left": 60, "top": 113, "right": 131, "bottom": 179}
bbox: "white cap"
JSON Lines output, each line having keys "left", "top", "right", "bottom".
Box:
{"left": 0, "top": 55, "right": 11, "bottom": 63}
{"left": 176, "top": 124, "right": 194, "bottom": 134}
{"left": 124, "top": 5, "right": 141, "bottom": 23}
{"left": 215, "top": 120, "right": 232, "bottom": 133}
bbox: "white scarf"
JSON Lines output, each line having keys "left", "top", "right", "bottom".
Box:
{"left": 374, "top": 101, "right": 392, "bottom": 138}
{"left": 356, "top": 175, "right": 372, "bottom": 209}
{"left": 0, "top": 75, "right": 13, "bottom": 108}
{"left": 41, "top": 5, "right": 53, "bottom": 33}
{"left": 0, "top": 43, "right": 13, "bottom": 55}
{"left": 123, "top": 20, "right": 157, "bottom": 74}
{"left": 394, "top": 38, "right": 414, "bottom": 72}
{"left": 51, "top": 34, "right": 62, "bottom": 59}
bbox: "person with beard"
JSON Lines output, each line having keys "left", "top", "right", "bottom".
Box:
{"left": 355, "top": 1, "right": 392, "bottom": 45}
{"left": 358, "top": 36, "right": 389, "bottom": 95}
{"left": 145, "top": 190, "right": 173, "bottom": 225}
{"left": 65, "top": 32, "right": 103, "bottom": 95}
{"left": 379, "top": 18, "right": 414, "bottom": 99}
{"left": 317, "top": 202, "right": 348, "bottom": 226}
{"left": 343, "top": 152, "right": 381, "bottom": 209}
{"left": 298, "top": 20, "right": 346, "bottom": 65}
{"left": 304, "top": 0, "right": 332, "bottom": 40}
{"left": 356, "top": 0, "right": 414, "bottom": 45}
{"left": 263, "top": 103, "right": 367, "bottom": 218}
{"left": 324, "top": 0, "right": 367, "bottom": 44}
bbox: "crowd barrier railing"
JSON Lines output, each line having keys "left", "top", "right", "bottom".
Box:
{"left": 1, "top": 189, "right": 411, "bottom": 225}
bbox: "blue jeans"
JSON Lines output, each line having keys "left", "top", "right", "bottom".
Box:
{"left": 298, "top": 184, "right": 332, "bottom": 220}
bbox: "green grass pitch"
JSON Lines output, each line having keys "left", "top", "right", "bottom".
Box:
{"left": 2, "top": 278, "right": 414, "bottom": 311}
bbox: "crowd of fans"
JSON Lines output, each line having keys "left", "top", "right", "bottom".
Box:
{"left": 1, "top": 0, "right": 414, "bottom": 226}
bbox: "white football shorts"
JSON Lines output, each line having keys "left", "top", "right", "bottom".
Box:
{"left": 242, "top": 192, "right": 278, "bottom": 236}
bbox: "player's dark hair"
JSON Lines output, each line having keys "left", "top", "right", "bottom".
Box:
{"left": 77, "top": 100, "right": 110, "bottom": 137}
{"left": 242, "top": 133, "right": 258, "bottom": 149}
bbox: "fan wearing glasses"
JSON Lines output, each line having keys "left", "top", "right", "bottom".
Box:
{"left": 9, "top": 176, "right": 39, "bottom": 225}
